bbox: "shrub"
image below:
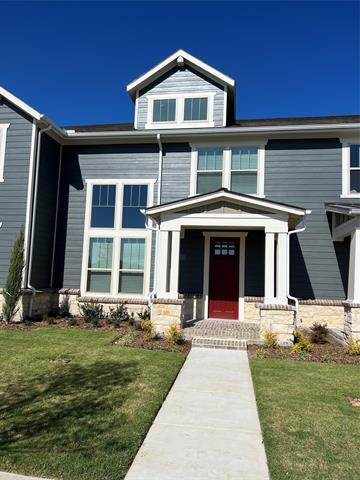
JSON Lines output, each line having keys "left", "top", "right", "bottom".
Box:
{"left": 59, "top": 295, "right": 71, "bottom": 317}
{"left": 2, "top": 228, "right": 24, "bottom": 322}
{"left": 255, "top": 348, "right": 266, "bottom": 359}
{"left": 345, "top": 338, "right": 360, "bottom": 356}
{"left": 292, "top": 329, "right": 312, "bottom": 353}
{"left": 310, "top": 322, "right": 328, "bottom": 344}
{"left": 108, "top": 303, "right": 130, "bottom": 327}
{"left": 67, "top": 317, "right": 78, "bottom": 326}
{"left": 141, "top": 320, "right": 155, "bottom": 340}
{"left": 166, "top": 323, "right": 183, "bottom": 347}
{"left": 128, "top": 313, "right": 135, "bottom": 326}
{"left": 263, "top": 330, "right": 278, "bottom": 349}
{"left": 138, "top": 306, "right": 151, "bottom": 321}
{"left": 79, "top": 301, "right": 105, "bottom": 327}
{"left": 44, "top": 315, "right": 56, "bottom": 325}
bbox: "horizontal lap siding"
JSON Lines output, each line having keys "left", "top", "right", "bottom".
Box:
{"left": 265, "top": 138, "right": 347, "bottom": 299}
{"left": 137, "top": 67, "right": 225, "bottom": 129}
{"left": 54, "top": 143, "right": 191, "bottom": 290}
{"left": 0, "top": 100, "right": 33, "bottom": 286}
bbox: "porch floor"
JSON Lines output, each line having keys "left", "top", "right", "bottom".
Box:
{"left": 183, "top": 319, "right": 260, "bottom": 342}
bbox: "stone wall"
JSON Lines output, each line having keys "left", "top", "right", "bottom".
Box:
{"left": 0, "top": 289, "right": 58, "bottom": 321}
{"left": 344, "top": 303, "right": 360, "bottom": 340}
{"left": 244, "top": 298, "right": 262, "bottom": 322}
{"left": 258, "top": 304, "right": 295, "bottom": 346}
{"left": 151, "top": 299, "right": 183, "bottom": 334}
{"left": 298, "top": 300, "right": 344, "bottom": 330}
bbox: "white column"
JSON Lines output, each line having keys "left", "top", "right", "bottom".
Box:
{"left": 169, "top": 230, "right": 181, "bottom": 296}
{"left": 348, "top": 228, "right": 360, "bottom": 303}
{"left": 157, "top": 230, "right": 169, "bottom": 296}
{"left": 264, "top": 232, "right": 275, "bottom": 304}
{"left": 276, "top": 232, "right": 288, "bottom": 304}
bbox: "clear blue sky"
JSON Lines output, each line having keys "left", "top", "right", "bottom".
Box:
{"left": 1, "top": 1, "right": 359, "bottom": 125}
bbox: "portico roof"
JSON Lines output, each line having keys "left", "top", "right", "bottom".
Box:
{"left": 146, "top": 188, "right": 311, "bottom": 226}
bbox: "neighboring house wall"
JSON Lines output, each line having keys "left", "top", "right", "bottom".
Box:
{"left": 53, "top": 143, "right": 192, "bottom": 290}
{"left": 31, "top": 134, "right": 61, "bottom": 288}
{"left": 136, "top": 67, "right": 225, "bottom": 129}
{"left": 265, "top": 138, "right": 348, "bottom": 299}
{"left": 0, "top": 99, "right": 33, "bottom": 286}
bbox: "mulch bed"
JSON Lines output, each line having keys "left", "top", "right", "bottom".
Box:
{"left": 248, "top": 339, "right": 360, "bottom": 365}
{"left": 0, "top": 317, "right": 191, "bottom": 353}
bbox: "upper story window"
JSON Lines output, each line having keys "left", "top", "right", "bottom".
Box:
{"left": 0, "top": 124, "right": 10, "bottom": 183}
{"left": 146, "top": 93, "right": 215, "bottom": 129}
{"left": 152, "top": 99, "right": 176, "bottom": 123}
{"left": 191, "top": 144, "right": 266, "bottom": 197}
{"left": 184, "top": 97, "right": 208, "bottom": 121}
{"left": 342, "top": 142, "right": 360, "bottom": 198}
{"left": 82, "top": 180, "right": 154, "bottom": 297}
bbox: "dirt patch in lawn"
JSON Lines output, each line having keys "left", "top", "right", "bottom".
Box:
{"left": 248, "top": 340, "right": 360, "bottom": 365}
{"left": 0, "top": 318, "right": 191, "bottom": 353}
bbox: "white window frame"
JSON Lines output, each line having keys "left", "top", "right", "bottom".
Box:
{"left": 190, "top": 141, "right": 266, "bottom": 197}
{"left": 341, "top": 140, "right": 360, "bottom": 198}
{"left": 80, "top": 179, "right": 155, "bottom": 299}
{"left": 0, "top": 124, "right": 10, "bottom": 182}
{"left": 145, "top": 92, "right": 215, "bottom": 129}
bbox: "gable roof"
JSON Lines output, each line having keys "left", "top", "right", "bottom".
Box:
{"left": 146, "top": 188, "right": 311, "bottom": 220}
{"left": 126, "top": 49, "right": 235, "bottom": 100}
{"left": 0, "top": 85, "right": 42, "bottom": 120}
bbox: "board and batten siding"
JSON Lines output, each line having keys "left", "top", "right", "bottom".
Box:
{"left": 54, "top": 143, "right": 191, "bottom": 290}
{"left": 265, "top": 138, "right": 348, "bottom": 300}
{"left": 0, "top": 99, "right": 34, "bottom": 287}
{"left": 136, "top": 67, "right": 225, "bottom": 129}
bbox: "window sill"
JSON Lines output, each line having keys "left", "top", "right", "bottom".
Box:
{"left": 341, "top": 194, "right": 360, "bottom": 199}
{"left": 145, "top": 121, "right": 215, "bottom": 130}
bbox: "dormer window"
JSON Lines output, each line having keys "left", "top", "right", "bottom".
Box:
{"left": 153, "top": 99, "right": 176, "bottom": 123}
{"left": 145, "top": 93, "right": 215, "bottom": 129}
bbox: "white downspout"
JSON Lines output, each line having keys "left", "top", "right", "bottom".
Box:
{"left": 146, "top": 133, "right": 163, "bottom": 303}
{"left": 27, "top": 124, "right": 52, "bottom": 317}
{"left": 287, "top": 219, "right": 307, "bottom": 327}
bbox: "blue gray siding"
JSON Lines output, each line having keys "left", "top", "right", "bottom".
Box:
{"left": 31, "top": 134, "right": 61, "bottom": 288}
{"left": 0, "top": 100, "right": 34, "bottom": 286}
{"left": 54, "top": 143, "right": 191, "bottom": 289}
{"left": 265, "top": 138, "right": 348, "bottom": 299}
{"left": 136, "top": 67, "right": 225, "bottom": 129}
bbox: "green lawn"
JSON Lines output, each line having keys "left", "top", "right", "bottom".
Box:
{"left": 251, "top": 359, "right": 360, "bottom": 480}
{"left": 0, "top": 328, "right": 185, "bottom": 480}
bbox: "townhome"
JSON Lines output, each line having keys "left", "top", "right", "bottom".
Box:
{"left": 0, "top": 50, "right": 359, "bottom": 344}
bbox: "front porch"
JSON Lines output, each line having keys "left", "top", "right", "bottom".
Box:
{"left": 146, "top": 189, "right": 309, "bottom": 345}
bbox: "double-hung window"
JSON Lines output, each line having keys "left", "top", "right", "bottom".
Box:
{"left": 231, "top": 147, "right": 258, "bottom": 194}
{"left": 82, "top": 180, "right": 153, "bottom": 297}
{"left": 184, "top": 97, "right": 208, "bottom": 121}
{"left": 196, "top": 148, "right": 223, "bottom": 194}
{"left": 152, "top": 99, "right": 176, "bottom": 123}
{"left": 342, "top": 142, "right": 360, "bottom": 197}
{"left": 192, "top": 144, "right": 265, "bottom": 196}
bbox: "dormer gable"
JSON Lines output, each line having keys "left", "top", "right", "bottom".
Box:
{"left": 127, "top": 50, "right": 235, "bottom": 130}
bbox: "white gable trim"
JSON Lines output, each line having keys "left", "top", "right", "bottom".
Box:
{"left": 126, "top": 49, "right": 235, "bottom": 98}
{"left": 146, "top": 189, "right": 311, "bottom": 217}
{"left": 0, "top": 86, "right": 42, "bottom": 121}
{"left": 0, "top": 123, "right": 10, "bottom": 182}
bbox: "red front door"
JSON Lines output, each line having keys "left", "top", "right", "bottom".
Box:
{"left": 208, "top": 238, "right": 239, "bottom": 320}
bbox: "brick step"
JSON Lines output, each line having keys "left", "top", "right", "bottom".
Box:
{"left": 191, "top": 336, "right": 248, "bottom": 350}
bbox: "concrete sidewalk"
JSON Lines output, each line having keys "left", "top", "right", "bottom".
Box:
{"left": 0, "top": 473, "right": 51, "bottom": 480}
{"left": 125, "top": 347, "right": 269, "bottom": 480}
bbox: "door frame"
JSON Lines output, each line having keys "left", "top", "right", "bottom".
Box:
{"left": 203, "top": 231, "right": 248, "bottom": 321}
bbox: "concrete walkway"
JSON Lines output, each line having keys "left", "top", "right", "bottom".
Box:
{"left": 125, "top": 348, "right": 269, "bottom": 480}
{"left": 0, "top": 473, "right": 51, "bottom": 480}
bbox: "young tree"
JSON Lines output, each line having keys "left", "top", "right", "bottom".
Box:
{"left": 2, "top": 228, "right": 25, "bottom": 322}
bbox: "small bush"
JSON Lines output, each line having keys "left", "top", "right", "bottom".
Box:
{"left": 108, "top": 303, "right": 129, "bottom": 327}
{"left": 79, "top": 301, "right": 105, "bottom": 326}
{"left": 310, "top": 322, "right": 328, "bottom": 344}
{"left": 59, "top": 295, "right": 71, "bottom": 318}
{"left": 166, "top": 323, "right": 183, "bottom": 347}
{"left": 292, "top": 329, "right": 312, "bottom": 353}
{"left": 345, "top": 338, "right": 360, "bottom": 356}
{"left": 141, "top": 320, "right": 155, "bottom": 340}
{"left": 44, "top": 315, "right": 56, "bottom": 325}
{"left": 67, "top": 317, "right": 78, "bottom": 326}
{"left": 128, "top": 313, "right": 135, "bottom": 326}
{"left": 138, "top": 307, "right": 151, "bottom": 321}
{"left": 263, "top": 330, "right": 278, "bottom": 349}
{"left": 255, "top": 348, "right": 266, "bottom": 359}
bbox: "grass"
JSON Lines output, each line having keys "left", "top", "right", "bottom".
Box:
{"left": 0, "top": 328, "right": 186, "bottom": 480}
{"left": 251, "top": 359, "right": 360, "bottom": 480}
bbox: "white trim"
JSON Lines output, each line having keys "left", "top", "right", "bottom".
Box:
{"left": 0, "top": 123, "right": 10, "bottom": 183}
{"left": 332, "top": 216, "right": 360, "bottom": 241}
{"left": 126, "top": 49, "right": 235, "bottom": 98}
{"left": 341, "top": 140, "right": 360, "bottom": 198}
{"left": 189, "top": 144, "right": 266, "bottom": 197}
{"left": 80, "top": 179, "right": 154, "bottom": 298}
{"left": 347, "top": 227, "right": 360, "bottom": 303}
{"left": 264, "top": 232, "right": 275, "bottom": 303}
{"left": 23, "top": 119, "right": 38, "bottom": 288}
{"left": 145, "top": 92, "right": 215, "bottom": 130}
{"left": 147, "top": 189, "right": 309, "bottom": 217}
{"left": 202, "top": 231, "right": 248, "bottom": 321}
{"left": 223, "top": 85, "right": 228, "bottom": 127}
{"left": 134, "top": 90, "right": 139, "bottom": 130}
{"left": 0, "top": 86, "right": 42, "bottom": 120}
